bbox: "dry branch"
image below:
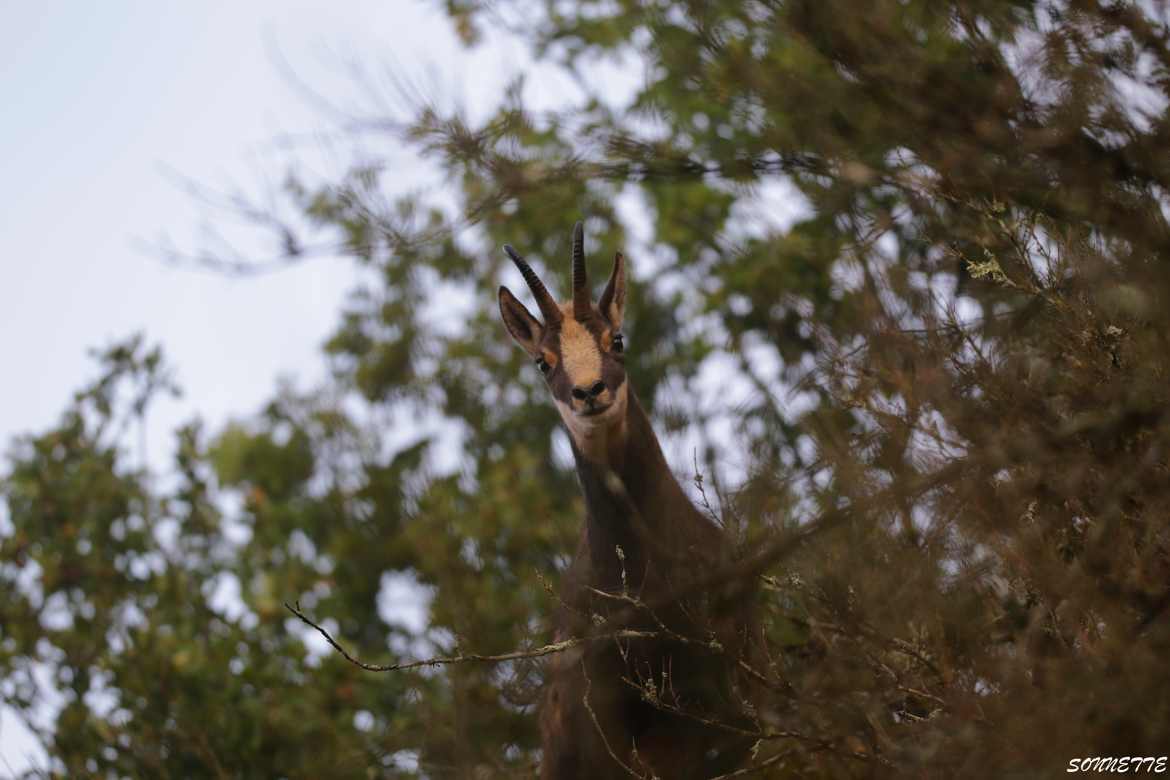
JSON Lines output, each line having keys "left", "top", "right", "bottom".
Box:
{"left": 284, "top": 601, "right": 658, "bottom": 673}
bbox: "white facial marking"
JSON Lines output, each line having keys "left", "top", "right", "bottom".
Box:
{"left": 558, "top": 311, "right": 601, "bottom": 389}
{"left": 555, "top": 383, "right": 628, "bottom": 464}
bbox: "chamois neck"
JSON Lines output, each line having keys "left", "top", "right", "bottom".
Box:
{"left": 569, "top": 390, "right": 699, "bottom": 590}
{"left": 570, "top": 390, "right": 677, "bottom": 508}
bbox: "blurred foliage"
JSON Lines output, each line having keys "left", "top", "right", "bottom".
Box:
{"left": 4, "top": 0, "right": 1170, "bottom": 776}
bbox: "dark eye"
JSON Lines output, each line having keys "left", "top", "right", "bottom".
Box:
{"left": 536, "top": 357, "right": 551, "bottom": 375}
{"left": 612, "top": 333, "right": 624, "bottom": 353}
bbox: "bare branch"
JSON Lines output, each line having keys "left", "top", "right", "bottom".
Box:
{"left": 284, "top": 601, "right": 657, "bottom": 673}
{"left": 581, "top": 659, "right": 646, "bottom": 779}
{"left": 706, "top": 749, "right": 796, "bottom": 779}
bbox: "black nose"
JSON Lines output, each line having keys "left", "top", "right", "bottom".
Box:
{"left": 572, "top": 381, "right": 607, "bottom": 400}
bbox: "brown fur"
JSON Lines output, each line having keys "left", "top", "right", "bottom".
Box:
{"left": 499, "top": 226, "right": 760, "bottom": 778}
{"left": 539, "top": 391, "right": 758, "bottom": 779}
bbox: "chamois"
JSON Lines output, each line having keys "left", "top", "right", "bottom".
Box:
{"left": 498, "top": 223, "right": 757, "bottom": 779}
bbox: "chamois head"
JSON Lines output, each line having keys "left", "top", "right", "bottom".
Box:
{"left": 498, "top": 222, "right": 629, "bottom": 445}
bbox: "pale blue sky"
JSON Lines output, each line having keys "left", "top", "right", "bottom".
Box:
{"left": 0, "top": 3, "right": 658, "bottom": 770}
{"left": 0, "top": 2, "right": 490, "bottom": 459}
{"left": 0, "top": 2, "right": 533, "bottom": 771}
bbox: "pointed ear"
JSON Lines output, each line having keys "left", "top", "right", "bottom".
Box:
{"left": 498, "top": 286, "right": 545, "bottom": 357}
{"left": 598, "top": 251, "right": 626, "bottom": 330}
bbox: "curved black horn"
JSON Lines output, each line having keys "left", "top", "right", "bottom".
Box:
{"left": 571, "top": 221, "right": 590, "bottom": 319}
{"left": 504, "top": 244, "right": 562, "bottom": 325}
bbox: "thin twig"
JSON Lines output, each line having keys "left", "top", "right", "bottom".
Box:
{"left": 284, "top": 601, "right": 657, "bottom": 672}
{"left": 707, "top": 749, "right": 796, "bottom": 779}
{"left": 581, "top": 659, "right": 646, "bottom": 779}
{"left": 693, "top": 450, "right": 724, "bottom": 527}
{"left": 586, "top": 586, "right": 722, "bottom": 652}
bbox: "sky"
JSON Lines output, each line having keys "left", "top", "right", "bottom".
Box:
{"left": 0, "top": 4, "right": 718, "bottom": 772}
{"left": 0, "top": 2, "right": 537, "bottom": 772}
{"left": 0, "top": 2, "right": 515, "bottom": 462}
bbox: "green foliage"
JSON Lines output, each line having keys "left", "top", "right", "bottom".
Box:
{"left": 5, "top": 1, "right": 1170, "bottom": 776}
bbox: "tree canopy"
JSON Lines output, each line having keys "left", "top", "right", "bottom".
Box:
{"left": 3, "top": 1, "right": 1170, "bottom": 776}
